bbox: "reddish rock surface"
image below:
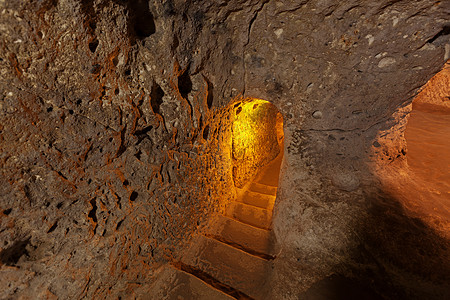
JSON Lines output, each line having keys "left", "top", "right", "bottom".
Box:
{"left": 0, "top": 0, "right": 449, "bottom": 299}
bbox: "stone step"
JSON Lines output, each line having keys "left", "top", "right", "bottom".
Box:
{"left": 225, "top": 201, "right": 272, "bottom": 230}
{"left": 181, "top": 235, "right": 271, "bottom": 299}
{"left": 248, "top": 182, "right": 277, "bottom": 196}
{"left": 147, "top": 265, "right": 234, "bottom": 300}
{"left": 237, "top": 189, "right": 276, "bottom": 210}
{"left": 253, "top": 149, "right": 283, "bottom": 187}
{"left": 207, "top": 215, "right": 276, "bottom": 258}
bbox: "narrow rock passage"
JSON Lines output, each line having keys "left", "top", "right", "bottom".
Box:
{"left": 150, "top": 148, "right": 283, "bottom": 299}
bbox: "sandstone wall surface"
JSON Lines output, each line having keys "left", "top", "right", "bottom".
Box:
{"left": 0, "top": 0, "right": 449, "bottom": 299}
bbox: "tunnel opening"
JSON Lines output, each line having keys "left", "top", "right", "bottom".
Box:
{"left": 226, "top": 98, "right": 284, "bottom": 232}
{"left": 164, "top": 98, "right": 285, "bottom": 299}
{"left": 403, "top": 62, "right": 450, "bottom": 238}
{"left": 230, "top": 98, "right": 284, "bottom": 189}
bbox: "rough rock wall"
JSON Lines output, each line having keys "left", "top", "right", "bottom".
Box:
{"left": 413, "top": 61, "right": 450, "bottom": 111}
{"left": 0, "top": 0, "right": 449, "bottom": 299}
{"left": 0, "top": 0, "right": 236, "bottom": 298}
{"left": 257, "top": 1, "right": 450, "bottom": 299}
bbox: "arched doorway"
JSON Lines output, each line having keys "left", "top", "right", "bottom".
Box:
{"left": 155, "top": 98, "right": 285, "bottom": 300}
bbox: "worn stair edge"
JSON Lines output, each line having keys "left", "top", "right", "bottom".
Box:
{"left": 146, "top": 265, "right": 235, "bottom": 300}
{"left": 248, "top": 182, "right": 277, "bottom": 196}
{"left": 225, "top": 202, "right": 272, "bottom": 230}
{"left": 171, "top": 262, "right": 253, "bottom": 300}
{"left": 237, "top": 190, "right": 276, "bottom": 210}
{"left": 206, "top": 215, "right": 276, "bottom": 258}
{"left": 182, "top": 235, "right": 270, "bottom": 299}
{"left": 205, "top": 233, "right": 275, "bottom": 261}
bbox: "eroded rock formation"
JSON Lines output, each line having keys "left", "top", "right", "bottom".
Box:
{"left": 0, "top": 0, "right": 449, "bottom": 299}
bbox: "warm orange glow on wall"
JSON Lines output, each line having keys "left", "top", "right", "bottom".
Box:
{"left": 374, "top": 63, "right": 450, "bottom": 239}
{"left": 403, "top": 63, "right": 450, "bottom": 238}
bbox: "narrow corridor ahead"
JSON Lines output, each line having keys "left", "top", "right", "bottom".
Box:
{"left": 151, "top": 148, "right": 283, "bottom": 299}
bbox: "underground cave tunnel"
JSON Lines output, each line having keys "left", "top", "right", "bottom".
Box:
{"left": 231, "top": 99, "right": 284, "bottom": 189}
{"left": 395, "top": 62, "right": 450, "bottom": 238}
{"left": 161, "top": 98, "right": 286, "bottom": 299}
{"left": 1, "top": 1, "right": 449, "bottom": 299}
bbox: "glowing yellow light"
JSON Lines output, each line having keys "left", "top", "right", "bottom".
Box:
{"left": 232, "top": 99, "right": 271, "bottom": 157}
{"left": 231, "top": 98, "right": 282, "bottom": 187}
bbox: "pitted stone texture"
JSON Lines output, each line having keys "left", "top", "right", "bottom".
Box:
{"left": 0, "top": 0, "right": 449, "bottom": 299}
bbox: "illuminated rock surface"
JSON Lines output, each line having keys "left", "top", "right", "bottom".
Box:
{"left": 381, "top": 63, "right": 450, "bottom": 239}
{"left": 0, "top": 0, "right": 449, "bottom": 299}
{"left": 150, "top": 150, "right": 282, "bottom": 299}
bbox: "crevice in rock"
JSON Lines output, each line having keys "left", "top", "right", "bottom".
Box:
{"left": 426, "top": 25, "right": 450, "bottom": 45}
{"left": 130, "top": 191, "right": 138, "bottom": 202}
{"left": 0, "top": 238, "right": 30, "bottom": 266}
{"left": 204, "top": 76, "right": 214, "bottom": 109}
{"left": 134, "top": 125, "right": 153, "bottom": 145}
{"left": 203, "top": 125, "right": 209, "bottom": 140}
{"left": 88, "top": 38, "right": 99, "bottom": 53}
{"left": 47, "top": 221, "right": 58, "bottom": 233}
{"left": 115, "top": 126, "right": 127, "bottom": 158}
{"left": 80, "top": 0, "right": 97, "bottom": 36}
{"left": 127, "top": 0, "right": 156, "bottom": 41}
{"left": 116, "top": 219, "right": 124, "bottom": 230}
{"left": 150, "top": 81, "right": 164, "bottom": 115}
{"left": 88, "top": 198, "right": 98, "bottom": 234}
{"left": 178, "top": 69, "right": 192, "bottom": 100}
{"left": 171, "top": 261, "right": 254, "bottom": 300}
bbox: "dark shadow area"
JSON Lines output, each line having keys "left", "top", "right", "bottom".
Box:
{"left": 150, "top": 81, "right": 165, "bottom": 115}
{"left": 127, "top": 0, "right": 156, "bottom": 41}
{"left": 0, "top": 238, "right": 30, "bottom": 266}
{"left": 80, "top": 0, "right": 97, "bottom": 35}
{"left": 178, "top": 70, "right": 192, "bottom": 100}
{"left": 350, "top": 192, "right": 450, "bottom": 299}
{"left": 202, "top": 125, "right": 209, "bottom": 140}
{"left": 427, "top": 25, "right": 450, "bottom": 45}
{"left": 35, "top": 0, "right": 58, "bottom": 12}
{"left": 204, "top": 76, "right": 214, "bottom": 109}
{"left": 298, "top": 274, "right": 383, "bottom": 300}
{"left": 88, "top": 38, "right": 99, "bottom": 53}
{"left": 299, "top": 61, "right": 450, "bottom": 299}
{"left": 47, "top": 221, "right": 58, "bottom": 233}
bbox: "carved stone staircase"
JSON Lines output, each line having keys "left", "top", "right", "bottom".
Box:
{"left": 149, "top": 151, "right": 283, "bottom": 299}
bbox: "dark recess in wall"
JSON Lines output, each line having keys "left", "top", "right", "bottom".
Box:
{"left": 150, "top": 81, "right": 164, "bottom": 114}
{"left": 88, "top": 199, "right": 97, "bottom": 223}
{"left": 178, "top": 70, "right": 192, "bottom": 100}
{"left": 89, "top": 38, "right": 99, "bottom": 53}
{"left": 127, "top": 0, "right": 155, "bottom": 40}
{"left": 203, "top": 125, "right": 209, "bottom": 140}
{"left": 130, "top": 191, "right": 138, "bottom": 202}
{"left": 427, "top": 25, "right": 450, "bottom": 45}
{"left": 204, "top": 76, "right": 214, "bottom": 109}
{"left": 0, "top": 238, "right": 30, "bottom": 266}
{"left": 80, "top": 0, "right": 96, "bottom": 32}
{"left": 47, "top": 221, "right": 58, "bottom": 233}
